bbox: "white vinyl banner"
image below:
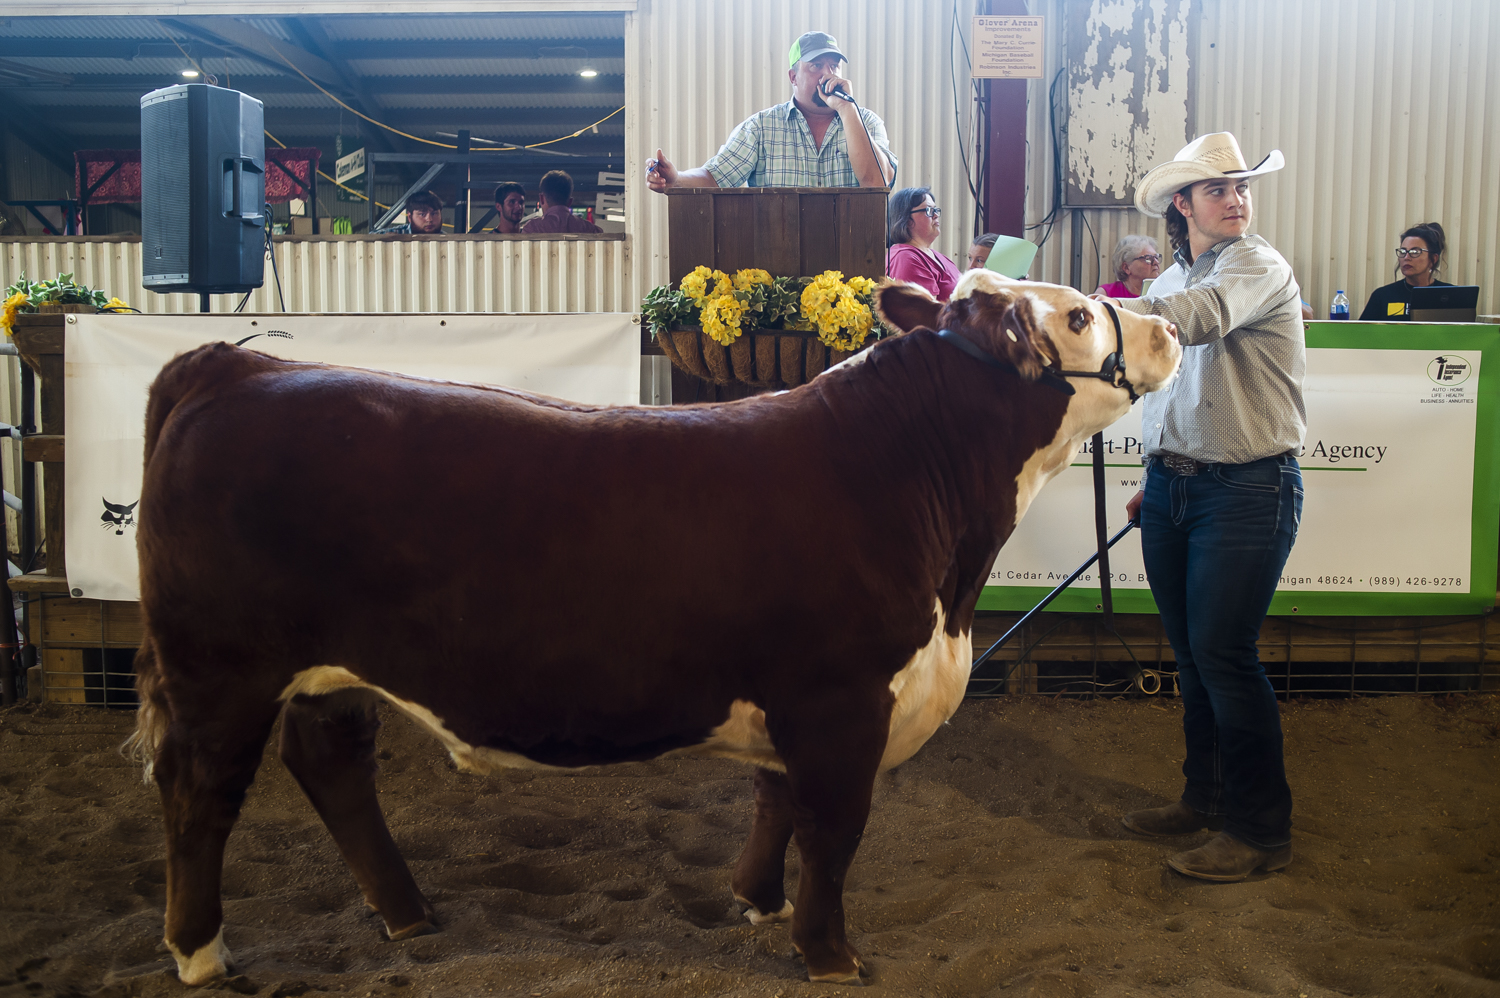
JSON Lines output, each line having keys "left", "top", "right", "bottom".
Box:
{"left": 985, "top": 346, "right": 1487, "bottom": 613}
{"left": 66, "top": 312, "right": 640, "bottom": 602}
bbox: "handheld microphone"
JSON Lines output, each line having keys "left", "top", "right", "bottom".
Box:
{"left": 820, "top": 80, "right": 853, "bottom": 103}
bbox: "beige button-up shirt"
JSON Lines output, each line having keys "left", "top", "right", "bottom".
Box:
{"left": 1118, "top": 234, "right": 1307, "bottom": 467}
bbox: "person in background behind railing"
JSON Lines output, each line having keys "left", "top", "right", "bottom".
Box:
{"left": 1095, "top": 235, "right": 1162, "bottom": 298}
{"left": 491, "top": 182, "right": 527, "bottom": 234}
{"left": 373, "top": 192, "right": 444, "bottom": 235}
{"left": 522, "top": 171, "right": 603, "bottom": 234}
{"left": 1359, "top": 221, "right": 1451, "bottom": 320}
{"left": 885, "top": 187, "right": 962, "bottom": 302}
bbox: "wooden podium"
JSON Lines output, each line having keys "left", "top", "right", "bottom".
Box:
{"left": 662, "top": 186, "right": 888, "bottom": 400}
{"left": 664, "top": 186, "right": 887, "bottom": 283}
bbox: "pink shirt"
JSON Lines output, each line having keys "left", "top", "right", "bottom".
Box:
{"left": 522, "top": 205, "right": 602, "bottom": 234}
{"left": 1097, "top": 281, "right": 1139, "bottom": 299}
{"left": 886, "top": 243, "right": 964, "bottom": 302}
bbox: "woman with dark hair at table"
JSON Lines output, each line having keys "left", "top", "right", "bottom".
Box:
{"left": 1359, "top": 222, "right": 1451, "bottom": 320}
{"left": 885, "top": 186, "right": 962, "bottom": 301}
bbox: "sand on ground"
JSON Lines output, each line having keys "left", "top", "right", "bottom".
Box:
{"left": 1, "top": 694, "right": 1497, "bottom": 998}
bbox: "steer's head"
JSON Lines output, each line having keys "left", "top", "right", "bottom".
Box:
{"left": 875, "top": 271, "right": 1181, "bottom": 428}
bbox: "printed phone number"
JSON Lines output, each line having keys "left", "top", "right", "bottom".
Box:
{"left": 1278, "top": 575, "right": 1463, "bottom": 588}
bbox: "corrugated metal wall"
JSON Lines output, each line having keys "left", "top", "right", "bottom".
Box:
{"left": 1028, "top": 0, "right": 1499, "bottom": 316}
{"left": 625, "top": 0, "right": 984, "bottom": 301}
{"left": 0, "top": 235, "right": 632, "bottom": 313}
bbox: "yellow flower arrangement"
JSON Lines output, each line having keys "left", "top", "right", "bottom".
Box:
{"left": 800, "top": 270, "right": 875, "bottom": 352}
{"left": 103, "top": 296, "right": 130, "bottom": 311}
{"left": 733, "top": 268, "right": 773, "bottom": 291}
{"left": 700, "top": 292, "right": 748, "bottom": 346}
{"left": 642, "top": 265, "right": 881, "bottom": 354}
{"left": 1, "top": 292, "right": 28, "bottom": 337}
{"left": 680, "top": 265, "right": 713, "bottom": 302}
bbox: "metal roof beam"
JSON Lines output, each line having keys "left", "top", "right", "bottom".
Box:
{"left": 0, "top": 73, "right": 625, "bottom": 98}
{"left": 323, "top": 39, "right": 625, "bottom": 62}
{"left": 0, "top": 38, "right": 151, "bottom": 59}
{"left": 163, "top": 16, "right": 344, "bottom": 91}
{"left": 273, "top": 16, "right": 398, "bottom": 158}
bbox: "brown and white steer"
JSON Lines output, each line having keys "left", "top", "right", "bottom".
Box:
{"left": 128, "top": 272, "right": 1179, "bottom": 986}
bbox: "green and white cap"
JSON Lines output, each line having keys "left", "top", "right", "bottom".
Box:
{"left": 788, "top": 31, "right": 846, "bottom": 68}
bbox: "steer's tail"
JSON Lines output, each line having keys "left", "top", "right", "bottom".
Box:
{"left": 122, "top": 634, "right": 167, "bottom": 783}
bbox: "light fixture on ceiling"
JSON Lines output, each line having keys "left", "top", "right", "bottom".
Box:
{"left": 579, "top": 67, "right": 598, "bottom": 78}
{"left": 181, "top": 68, "right": 199, "bottom": 78}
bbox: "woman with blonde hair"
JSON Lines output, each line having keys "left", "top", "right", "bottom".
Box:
{"left": 1096, "top": 234, "right": 1162, "bottom": 298}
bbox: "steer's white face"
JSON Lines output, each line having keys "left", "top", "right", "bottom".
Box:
{"left": 949, "top": 270, "right": 1181, "bottom": 417}
{"left": 943, "top": 271, "right": 1182, "bottom": 527}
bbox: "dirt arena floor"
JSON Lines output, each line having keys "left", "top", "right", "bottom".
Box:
{"left": 1, "top": 693, "right": 1496, "bottom": 998}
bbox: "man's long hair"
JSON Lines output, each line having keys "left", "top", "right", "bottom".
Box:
{"left": 1164, "top": 190, "right": 1192, "bottom": 263}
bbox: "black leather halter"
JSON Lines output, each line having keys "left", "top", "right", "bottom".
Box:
{"left": 936, "top": 299, "right": 1140, "bottom": 403}
{"left": 938, "top": 297, "right": 1141, "bottom": 680}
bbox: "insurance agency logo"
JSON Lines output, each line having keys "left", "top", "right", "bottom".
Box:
{"left": 1428, "top": 355, "right": 1472, "bottom": 385}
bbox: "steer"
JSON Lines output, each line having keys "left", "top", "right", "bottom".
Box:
{"left": 128, "top": 271, "right": 1180, "bottom": 986}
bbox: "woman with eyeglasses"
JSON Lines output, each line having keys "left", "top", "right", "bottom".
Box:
{"left": 1358, "top": 222, "right": 1450, "bottom": 320}
{"left": 1095, "top": 235, "right": 1162, "bottom": 299}
{"left": 885, "top": 186, "right": 963, "bottom": 301}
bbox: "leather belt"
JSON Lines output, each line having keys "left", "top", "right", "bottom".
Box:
{"left": 1158, "top": 452, "right": 1207, "bottom": 476}
{"left": 1156, "top": 450, "right": 1296, "bottom": 477}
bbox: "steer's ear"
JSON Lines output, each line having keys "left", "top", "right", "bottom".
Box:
{"left": 946, "top": 289, "right": 1053, "bottom": 381}
{"left": 874, "top": 279, "right": 942, "bottom": 334}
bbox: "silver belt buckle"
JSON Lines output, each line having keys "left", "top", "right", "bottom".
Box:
{"left": 1160, "top": 452, "right": 1202, "bottom": 476}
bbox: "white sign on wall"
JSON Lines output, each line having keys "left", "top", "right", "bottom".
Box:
{"left": 983, "top": 344, "right": 1494, "bottom": 615}
{"left": 65, "top": 312, "right": 640, "bottom": 602}
{"left": 971, "top": 16, "right": 1046, "bottom": 79}
{"left": 335, "top": 146, "right": 366, "bottom": 185}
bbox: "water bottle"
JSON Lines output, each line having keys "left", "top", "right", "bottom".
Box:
{"left": 1330, "top": 290, "right": 1350, "bottom": 320}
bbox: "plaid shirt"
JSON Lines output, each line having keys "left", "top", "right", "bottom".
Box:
{"left": 704, "top": 100, "right": 896, "bottom": 188}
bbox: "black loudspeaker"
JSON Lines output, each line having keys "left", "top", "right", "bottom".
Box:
{"left": 141, "top": 84, "right": 266, "bottom": 294}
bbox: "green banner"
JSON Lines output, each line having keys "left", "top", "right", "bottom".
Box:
{"left": 977, "top": 322, "right": 1500, "bottom": 616}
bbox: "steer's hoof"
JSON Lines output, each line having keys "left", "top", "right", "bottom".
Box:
{"left": 386, "top": 918, "right": 439, "bottom": 941}
{"left": 799, "top": 943, "right": 865, "bottom": 985}
{"left": 167, "top": 929, "right": 232, "bottom": 986}
{"left": 733, "top": 895, "right": 794, "bottom": 924}
{"left": 807, "top": 966, "right": 864, "bottom": 986}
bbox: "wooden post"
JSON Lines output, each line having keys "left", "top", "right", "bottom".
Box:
{"left": 11, "top": 315, "right": 65, "bottom": 584}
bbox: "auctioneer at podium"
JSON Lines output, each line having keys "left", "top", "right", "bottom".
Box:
{"left": 645, "top": 30, "right": 896, "bottom": 192}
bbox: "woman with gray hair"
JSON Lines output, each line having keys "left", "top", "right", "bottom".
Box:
{"left": 1095, "top": 234, "right": 1162, "bottom": 298}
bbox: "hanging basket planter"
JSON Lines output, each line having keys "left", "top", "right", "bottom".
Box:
{"left": 643, "top": 267, "right": 882, "bottom": 392}
{"left": 653, "top": 326, "right": 861, "bottom": 390}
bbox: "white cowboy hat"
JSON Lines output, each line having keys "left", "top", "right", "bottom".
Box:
{"left": 1133, "top": 132, "right": 1284, "bottom": 218}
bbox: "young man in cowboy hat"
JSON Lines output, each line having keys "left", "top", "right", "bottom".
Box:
{"left": 645, "top": 31, "right": 895, "bottom": 191}
{"left": 1101, "top": 131, "right": 1306, "bottom": 882}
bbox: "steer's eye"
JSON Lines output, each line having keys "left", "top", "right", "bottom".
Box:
{"left": 1069, "top": 308, "right": 1091, "bottom": 333}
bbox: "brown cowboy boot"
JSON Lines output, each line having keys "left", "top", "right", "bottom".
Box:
{"left": 1167, "top": 832, "right": 1292, "bottom": 882}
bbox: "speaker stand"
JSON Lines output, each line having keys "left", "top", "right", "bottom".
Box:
{"left": 199, "top": 292, "right": 211, "bottom": 313}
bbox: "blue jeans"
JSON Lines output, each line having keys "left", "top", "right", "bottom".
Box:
{"left": 1140, "top": 453, "right": 1303, "bottom": 849}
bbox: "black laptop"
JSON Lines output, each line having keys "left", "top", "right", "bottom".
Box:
{"left": 1408, "top": 285, "right": 1480, "bottom": 323}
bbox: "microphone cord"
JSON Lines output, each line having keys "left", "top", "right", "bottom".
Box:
{"left": 824, "top": 83, "right": 896, "bottom": 189}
